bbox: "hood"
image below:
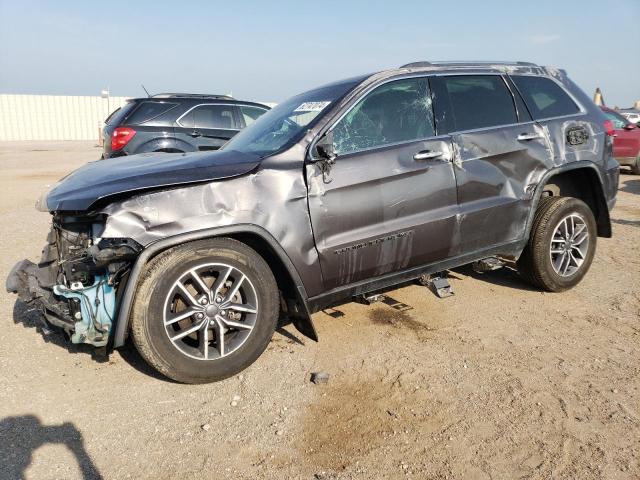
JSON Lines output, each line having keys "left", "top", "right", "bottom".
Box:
{"left": 40, "top": 149, "right": 261, "bottom": 212}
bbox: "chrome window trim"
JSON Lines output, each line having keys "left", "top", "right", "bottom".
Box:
{"left": 175, "top": 103, "right": 268, "bottom": 130}
{"left": 327, "top": 134, "right": 453, "bottom": 159}
{"left": 308, "top": 71, "right": 587, "bottom": 160}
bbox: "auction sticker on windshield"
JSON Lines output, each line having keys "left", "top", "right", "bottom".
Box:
{"left": 294, "top": 101, "right": 331, "bottom": 112}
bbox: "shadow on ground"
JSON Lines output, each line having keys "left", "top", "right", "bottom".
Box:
{"left": 0, "top": 415, "right": 103, "bottom": 480}
{"left": 620, "top": 177, "right": 639, "bottom": 195}
{"left": 454, "top": 264, "right": 539, "bottom": 292}
{"left": 12, "top": 300, "right": 106, "bottom": 361}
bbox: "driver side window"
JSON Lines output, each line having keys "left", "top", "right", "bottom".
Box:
{"left": 332, "top": 77, "right": 435, "bottom": 155}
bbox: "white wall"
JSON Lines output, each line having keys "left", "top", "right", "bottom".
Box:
{"left": 0, "top": 94, "right": 129, "bottom": 141}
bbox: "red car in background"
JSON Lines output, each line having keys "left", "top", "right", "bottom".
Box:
{"left": 602, "top": 107, "right": 640, "bottom": 174}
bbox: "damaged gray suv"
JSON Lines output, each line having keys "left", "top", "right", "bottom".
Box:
{"left": 7, "top": 61, "right": 620, "bottom": 383}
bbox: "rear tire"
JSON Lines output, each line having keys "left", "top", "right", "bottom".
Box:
{"left": 517, "top": 196, "right": 597, "bottom": 292}
{"left": 131, "top": 238, "right": 279, "bottom": 384}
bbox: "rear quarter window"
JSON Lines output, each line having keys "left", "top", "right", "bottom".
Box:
{"left": 239, "top": 105, "right": 269, "bottom": 127}
{"left": 511, "top": 76, "right": 580, "bottom": 120}
{"left": 105, "top": 102, "right": 136, "bottom": 125}
{"left": 126, "top": 101, "right": 178, "bottom": 124}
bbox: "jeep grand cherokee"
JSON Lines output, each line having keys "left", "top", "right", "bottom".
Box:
{"left": 7, "top": 61, "right": 619, "bottom": 383}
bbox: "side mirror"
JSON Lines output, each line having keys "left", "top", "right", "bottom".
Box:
{"left": 315, "top": 130, "right": 336, "bottom": 161}
{"left": 624, "top": 123, "right": 636, "bottom": 130}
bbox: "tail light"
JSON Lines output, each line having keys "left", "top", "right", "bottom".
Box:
{"left": 111, "top": 127, "right": 136, "bottom": 151}
{"left": 603, "top": 120, "right": 615, "bottom": 137}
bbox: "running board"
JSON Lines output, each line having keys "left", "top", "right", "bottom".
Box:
{"left": 472, "top": 257, "right": 505, "bottom": 273}
{"left": 355, "top": 293, "right": 386, "bottom": 305}
{"left": 418, "top": 273, "right": 454, "bottom": 298}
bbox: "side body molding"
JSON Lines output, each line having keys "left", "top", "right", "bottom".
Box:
{"left": 112, "top": 224, "right": 316, "bottom": 348}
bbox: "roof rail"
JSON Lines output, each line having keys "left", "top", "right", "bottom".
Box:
{"left": 151, "top": 93, "right": 235, "bottom": 100}
{"left": 401, "top": 61, "right": 433, "bottom": 68}
{"left": 401, "top": 60, "right": 539, "bottom": 69}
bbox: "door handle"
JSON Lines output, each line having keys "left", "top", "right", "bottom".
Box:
{"left": 189, "top": 130, "right": 202, "bottom": 138}
{"left": 517, "top": 133, "right": 542, "bottom": 141}
{"left": 413, "top": 150, "right": 443, "bottom": 161}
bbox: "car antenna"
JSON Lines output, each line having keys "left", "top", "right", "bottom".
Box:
{"left": 141, "top": 84, "right": 151, "bottom": 98}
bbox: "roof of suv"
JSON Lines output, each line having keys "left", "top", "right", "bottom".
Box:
{"left": 125, "top": 94, "right": 269, "bottom": 107}
{"left": 151, "top": 93, "right": 234, "bottom": 100}
{"left": 343, "top": 61, "right": 569, "bottom": 94}
{"left": 360, "top": 60, "right": 565, "bottom": 79}
{"left": 400, "top": 60, "right": 540, "bottom": 68}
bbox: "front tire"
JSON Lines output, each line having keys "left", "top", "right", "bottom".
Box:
{"left": 130, "top": 238, "right": 279, "bottom": 383}
{"left": 517, "top": 197, "right": 597, "bottom": 292}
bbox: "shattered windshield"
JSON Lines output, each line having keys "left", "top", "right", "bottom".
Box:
{"left": 223, "top": 79, "right": 363, "bottom": 156}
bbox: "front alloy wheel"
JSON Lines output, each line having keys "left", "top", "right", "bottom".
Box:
{"left": 131, "top": 238, "right": 279, "bottom": 384}
{"left": 163, "top": 263, "right": 259, "bottom": 360}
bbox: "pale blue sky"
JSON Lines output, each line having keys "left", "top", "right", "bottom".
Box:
{"left": 1, "top": 0, "right": 638, "bottom": 106}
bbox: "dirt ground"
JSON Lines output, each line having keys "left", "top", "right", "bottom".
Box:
{"left": 0, "top": 141, "right": 638, "bottom": 480}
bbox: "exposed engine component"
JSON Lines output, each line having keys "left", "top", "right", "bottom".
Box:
{"left": 54, "top": 276, "right": 116, "bottom": 347}
{"left": 7, "top": 214, "right": 141, "bottom": 346}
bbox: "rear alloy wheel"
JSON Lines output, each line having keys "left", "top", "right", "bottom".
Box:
{"left": 131, "top": 238, "right": 279, "bottom": 383}
{"left": 517, "top": 196, "right": 597, "bottom": 292}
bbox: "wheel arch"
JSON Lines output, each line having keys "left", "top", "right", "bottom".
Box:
{"left": 526, "top": 162, "right": 612, "bottom": 242}
{"left": 131, "top": 137, "right": 194, "bottom": 155}
{"left": 112, "top": 225, "right": 317, "bottom": 349}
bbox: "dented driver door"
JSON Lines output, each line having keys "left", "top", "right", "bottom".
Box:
{"left": 306, "top": 76, "right": 459, "bottom": 291}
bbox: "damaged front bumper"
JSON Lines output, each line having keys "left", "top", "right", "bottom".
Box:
{"left": 6, "top": 259, "right": 115, "bottom": 346}
{"left": 6, "top": 218, "right": 140, "bottom": 348}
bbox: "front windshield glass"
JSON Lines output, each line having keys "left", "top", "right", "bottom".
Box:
{"left": 223, "top": 79, "right": 363, "bottom": 156}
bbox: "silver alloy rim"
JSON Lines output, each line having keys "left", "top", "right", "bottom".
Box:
{"left": 549, "top": 213, "right": 589, "bottom": 277}
{"left": 163, "top": 263, "right": 258, "bottom": 361}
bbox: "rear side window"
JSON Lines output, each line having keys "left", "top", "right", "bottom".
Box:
{"left": 511, "top": 76, "right": 580, "bottom": 120}
{"left": 431, "top": 75, "right": 517, "bottom": 133}
{"left": 178, "top": 104, "right": 239, "bottom": 129}
{"left": 126, "top": 101, "right": 178, "bottom": 125}
{"left": 239, "top": 105, "right": 268, "bottom": 127}
{"left": 105, "top": 102, "right": 136, "bottom": 125}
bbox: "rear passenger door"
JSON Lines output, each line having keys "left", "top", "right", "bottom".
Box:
{"left": 174, "top": 104, "right": 241, "bottom": 151}
{"left": 431, "top": 74, "right": 553, "bottom": 253}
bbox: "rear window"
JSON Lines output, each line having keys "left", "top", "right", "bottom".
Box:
{"left": 511, "top": 76, "right": 580, "bottom": 120}
{"left": 105, "top": 102, "right": 136, "bottom": 125}
{"left": 126, "top": 101, "right": 178, "bottom": 124}
{"left": 432, "top": 75, "right": 517, "bottom": 133}
{"left": 178, "top": 104, "right": 239, "bottom": 130}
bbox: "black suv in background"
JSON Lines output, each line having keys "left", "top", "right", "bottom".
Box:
{"left": 102, "top": 94, "right": 270, "bottom": 158}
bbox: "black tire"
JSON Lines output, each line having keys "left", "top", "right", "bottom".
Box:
{"left": 130, "top": 238, "right": 279, "bottom": 384}
{"left": 517, "top": 196, "right": 597, "bottom": 292}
